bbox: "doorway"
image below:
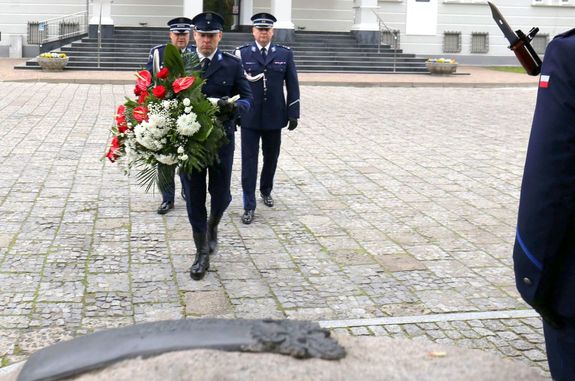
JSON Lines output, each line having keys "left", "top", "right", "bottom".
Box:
{"left": 203, "top": 0, "right": 241, "bottom": 31}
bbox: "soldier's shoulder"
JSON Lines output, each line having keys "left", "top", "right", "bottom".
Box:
{"left": 550, "top": 28, "right": 575, "bottom": 49}
{"left": 554, "top": 28, "right": 575, "bottom": 40}
{"left": 235, "top": 43, "right": 252, "bottom": 51}
{"left": 149, "top": 44, "right": 166, "bottom": 52}
{"left": 274, "top": 44, "right": 292, "bottom": 51}
{"left": 222, "top": 51, "right": 241, "bottom": 61}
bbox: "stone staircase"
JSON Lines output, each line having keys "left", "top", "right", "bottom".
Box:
{"left": 21, "top": 27, "right": 428, "bottom": 73}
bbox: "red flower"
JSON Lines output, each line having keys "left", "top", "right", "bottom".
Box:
{"left": 106, "top": 136, "right": 121, "bottom": 162}
{"left": 115, "top": 105, "right": 128, "bottom": 133}
{"left": 152, "top": 85, "right": 166, "bottom": 99}
{"left": 135, "top": 70, "right": 152, "bottom": 94}
{"left": 173, "top": 76, "right": 195, "bottom": 93}
{"left": 138, "top": 90, "right": 149, "bottom": 104}
{"left": 157, "top": 67, "right": 169, "bottom": 79}
{"left": 134, "top": 86, "right": 142, "bottom": 96}
{"left": 133, "top": 106, "right": 148, "bottom": 123}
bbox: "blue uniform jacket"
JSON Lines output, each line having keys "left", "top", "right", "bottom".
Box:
{"left": 198, "top": 49, "right": 253, "bottom": 132}
{"left": 514, "top": 28, "right": 575, "bottom": 322}
{"left": 146, "top": 43, "right": 194, "bottom": 74}
{"left": 235, "top": 42, "right": 300, "bottom": 130}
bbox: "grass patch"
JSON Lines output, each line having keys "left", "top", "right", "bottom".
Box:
{"left": 487, "top": 66, "right": 527, "bottom": 74}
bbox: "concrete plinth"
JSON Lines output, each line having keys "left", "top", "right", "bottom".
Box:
{"left": 0, "top": 336, "right": 544, "bottom": 381}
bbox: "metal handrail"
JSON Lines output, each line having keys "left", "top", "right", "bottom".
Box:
{"left": 29, "top": 11, "right": 88, "bottom": 45}
{"left": 97, "top": 0, "right": 102, "bottom": 68}
{"left": 371, "top": 10, "right": 398, "bottom": 73}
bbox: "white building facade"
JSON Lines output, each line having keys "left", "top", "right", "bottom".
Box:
{"left": 1, "top": 0, "right": 574, "bottom": 64}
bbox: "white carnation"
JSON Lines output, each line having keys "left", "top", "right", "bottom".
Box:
{"left": 177, "top": 146, "right": 185, "bottom": 154}
{"left": 183, "top": 98, "right": 191, "bottom": 107}
{"left": 185, "top": 106, "right": 192, "bottom": 114}
{"left": 176, "top": 112, "right": 201, "bottom": 136}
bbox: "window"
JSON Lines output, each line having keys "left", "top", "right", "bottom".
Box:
{"left": 532, "top": 34, "right": 549, "bottom": 55}
{"left": 471, "top": 32, "right": 489, "bottom": 53}
{"left": 443, "top": 31, "right": 461, "bottom": 53}
{"left": 532, "top": 0, "right": 575, "bottom": 6}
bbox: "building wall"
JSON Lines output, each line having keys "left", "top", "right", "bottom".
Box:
{"left": 110, "top": 0, "right": 183, "bottom": 27}
{"left": 377, "top": 0, "right": 575, "bottom": 64}
{"left": 1, "top": 0, "right": 574, "bottom": 63}
{"left": 0, "top": 0, "right": 85, "bottom": 50}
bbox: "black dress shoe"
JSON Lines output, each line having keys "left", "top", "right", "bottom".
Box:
{"left": 261, "top": 193, "right": 274, "bottom": 207}
{"left": 157, "top": 201, "right": 174, "bottom": 215}
{"left": 190, "top": 254, "right": 209, "bottom": 280}
{"left": 242, "top": 209, "right": 254, "bottom": 224}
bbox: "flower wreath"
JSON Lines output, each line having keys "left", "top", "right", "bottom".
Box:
{"left": 105, "top": 44, "right": 228, "bottom": 191}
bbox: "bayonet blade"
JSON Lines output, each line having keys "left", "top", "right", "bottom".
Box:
{"left": 488, "top": 2, "right": 519, "bottom": 46}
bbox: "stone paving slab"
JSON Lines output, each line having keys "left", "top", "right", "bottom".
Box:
{"left": 0, "top": 82, "right": 550, "bottom": 377}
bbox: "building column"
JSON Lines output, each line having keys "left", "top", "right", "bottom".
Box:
{"left": 239, "top": 0, "right": 254, "bottom": 32}
{"left": 88, "top": 0, "right": 114, "bottom": 38}
{"left": 271, "top": 0, "right": 295, "bottom": 42}
{"left": 183, "top": 0, "right": 203, "bottom": 19}
{"left": 350, "top": 0, "right": 379, "bottom": 44}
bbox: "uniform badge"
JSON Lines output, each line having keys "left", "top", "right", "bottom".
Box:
{"left": 539, "top": 74, "right": 550, "bottom": 88}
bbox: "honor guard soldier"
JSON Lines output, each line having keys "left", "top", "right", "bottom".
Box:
{"left": 513, "top": 29, "right": 575, "bottom": 380}
{"left": 146, "top": 17, "right": 194, "bottom": 215}
{"left": 180, "top": 11, "right": 253, "bottom": 280}
{"left": 234, "top": 12, "right": 300, "bottom": 225}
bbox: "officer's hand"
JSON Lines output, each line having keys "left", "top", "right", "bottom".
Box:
{"left": 217, "top": 97, "right": 236, "bottom": 114}
{"left": 288, "top": 119, "right": 298, "bottom": 131}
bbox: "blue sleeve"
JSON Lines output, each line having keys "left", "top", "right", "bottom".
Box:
{"left": 285, "top": 49, "right": 300, "bottom": 120}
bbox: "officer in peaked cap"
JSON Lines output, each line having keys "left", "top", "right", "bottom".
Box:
{"left": 191, "top": 11, "right": 224, "bottom": 33}
{"left": 146, "top": 16, "right": 194, "bottom": 215}
{"left": 251, "top": 12, "right": 277, "bottom": 28}
{"left": 234, "top": 12, "right": 300, "bottom": 225}
{"left": 179, "top": 11, "right": 253, "bottom": 281}
{"left": 513, "top": 28, "right": 575, "bottom": 380}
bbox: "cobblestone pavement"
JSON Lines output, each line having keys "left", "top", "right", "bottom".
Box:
{"left": 0, "top": 82, "right": 549, "bottom": 377}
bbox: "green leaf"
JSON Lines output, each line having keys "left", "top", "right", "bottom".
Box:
{"left": 195, "top": 124, "right": 213, "bottom": 142}
{"left": 135, "top": 163, "right": 159, "bottom": 193}
{"left": 164, "top": 44, "right": 185, "bottom": 77}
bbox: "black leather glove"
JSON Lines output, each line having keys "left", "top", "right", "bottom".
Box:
{"left": 288, "top": 118, "right": 298, "bottom": 131}
{"left": 217, "top": 97, "right": 236, "bottom": 114}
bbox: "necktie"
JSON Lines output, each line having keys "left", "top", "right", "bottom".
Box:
{"left": 201, "top": 57, "right": 210, "bottom": 71}
{"left": 261, "top": 47, "right": 267, "bottom": 60}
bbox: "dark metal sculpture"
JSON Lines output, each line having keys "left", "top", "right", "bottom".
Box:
{"left": 17, "top": 319, "right": 346, "bottom": 381}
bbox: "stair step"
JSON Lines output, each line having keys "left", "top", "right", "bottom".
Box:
{"left": 27, "top": 28, "right": 429, "bottom": 73}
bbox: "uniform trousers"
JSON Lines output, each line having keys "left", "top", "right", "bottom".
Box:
{"left": 241, "top": 128, "right": 282, "bottom": 210}
{"left": 543, "top": 319, "right": 575, "bottom": 380}
{"left": 179, "top": 134, "right": 235, "bottom": 233}
{"left": 158, "top": 163, "right": 176, "bottom": 203}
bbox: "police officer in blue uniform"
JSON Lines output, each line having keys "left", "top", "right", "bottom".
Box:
{"left": 513, "top": 29, "right": 575, "bottom": 380}
{"left": 146, "top": 17, "right": 195, "bottom": 215}
{"left": 234, "top": 13, "right": 300, "bottom": 224}
{"left": 180, "top": 11, "right": 253, "bottom": 280}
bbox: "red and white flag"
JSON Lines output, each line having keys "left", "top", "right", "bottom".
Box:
{"left": 539, "top": 74, "right": 550, "bottom": 88}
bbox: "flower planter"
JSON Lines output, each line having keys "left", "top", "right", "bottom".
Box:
{"left": 426, "top": 62, "right": 457, "bottom": 75}
{"left": 37, "top": 57, "right": 69, "bottom": 71}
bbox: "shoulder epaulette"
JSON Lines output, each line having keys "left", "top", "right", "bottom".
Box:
{"left": 223, "top": 51, "right": 241, "bottom": 60}
{"left": 150, "top": 44, "right": 165, "bottom": 51}
{"left": 236, "top": 43, "right": 251, "bottom": 50}
{"left": 275, "top": 44, "right": 291, "bottom": 50}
